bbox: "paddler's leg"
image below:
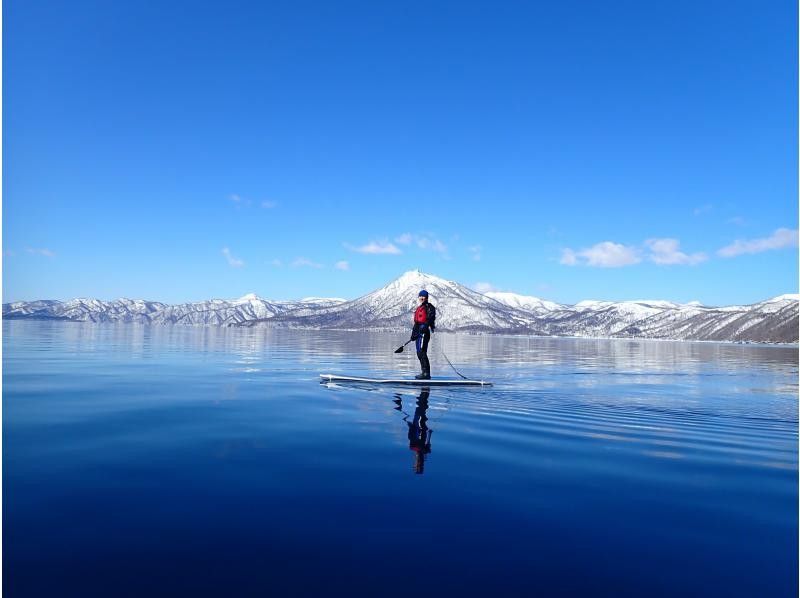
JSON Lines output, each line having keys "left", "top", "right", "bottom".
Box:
{"left": 415, "top": 333, "right": 427, "bottom": 379}
{"left": 418, "top": 331, "right": 431, "bottom": 379}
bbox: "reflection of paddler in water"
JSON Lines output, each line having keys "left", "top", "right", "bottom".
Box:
{"left": 394, "top": 387, "right": 433, "bottom": 474}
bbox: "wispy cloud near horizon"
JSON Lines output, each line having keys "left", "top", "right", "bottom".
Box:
{"left": 222, "top": 247, "right": 244, "bottom": 268}
{"left": 563, "top": 237, "right": 708, "bottom": 268}
{"left": 292, "top": 257, "right": 323, "bottom": 268}
{"left": 395, "top": 233, "right": 448, "bottom": 254}
{"left": 417, "top": 237, "right": 448, "bottom": 254}
{"left": 645, "top": 238, "right": 707, "bottom": 265}
{"left": 345, "top": 240, "right": 402, "bottom": 255}
{"left": 393, "top": 233, "right": 450, "bottom": 259}
{"left": 561, "top": 241, "right": 641, "bottom": 268}
{"left": 717, "top": 228, "right": 799, "bottom": 257}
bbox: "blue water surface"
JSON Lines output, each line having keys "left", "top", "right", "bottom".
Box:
{"left": 4, "top": 321, "right": 798, "bottom": 596}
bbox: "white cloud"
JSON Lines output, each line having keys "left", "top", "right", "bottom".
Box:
{"left": 727, "top": 216, "right": 746, "bottom": 226}
{"left": 562, "top": 237, "right": 709, "bottom": 267}
{"left": 415, "top": 237, "right": 448, "bottom": 253}
{"left": 345, "top": 240, "right": 402, "bottom": 255}
{"left": 394, "top": 233, "right": 448, "bottom": 255}
{"left": 644, "top": 238, "right": 707, "bottom": 265}
{"left": 25, "top": 247, "right": 56, "bottom": 258}
{"left": 229, "top": 194, "right": 243, "bottom": 203}
{"left": 559, "top": 248, "right": 578, "bottom": 266}
{"left": 472, "top": 282, "right": 499, "bottom": 294}
{"left": 261, "top": 200, "right": 278, "bottom": 209}
{"left": 561, "top": 242, "right": 641, "bottom": 268}
{"left": 717, "top": 228, "right": 799, "bottom": 257}
{"left": 269, "top": 259, "right": 283, "bottom": 267}
{"left": 335, "top": 260, "right": 350, "bottom": 271}
{"left": 222, "top": 247, "right": 244, "bottom": 268}
{"left": 468, "top": 245, "right": 482, "bottom": 261}
{"left": 582, "top": 242, "right": 641, "bottom": 267}
{"left": 292, "top": 257, "right": 323, "bottom": 268}
{"left": 430, "top": 239, "right": 448, "bottom": 253}
{"left": 416, "top": 237, "right": 449, "bottom": 260}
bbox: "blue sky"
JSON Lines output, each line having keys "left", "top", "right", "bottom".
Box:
{"left": 4, "top": 0, "right": 797, "bottom": 305}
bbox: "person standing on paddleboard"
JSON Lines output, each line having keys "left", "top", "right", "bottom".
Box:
{"left": 410, "top": 290, "right": 436, "bottom": 380}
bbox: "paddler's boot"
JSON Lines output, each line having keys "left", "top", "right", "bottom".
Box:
{"left": 417, "top": 361, "right": 431, "bottom": 380}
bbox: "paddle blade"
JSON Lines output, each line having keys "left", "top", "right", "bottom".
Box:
{"left": 394, "top": 346, "right": 404, "bottom": 353}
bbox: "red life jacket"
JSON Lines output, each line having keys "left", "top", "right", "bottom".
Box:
{"left": 414, "top": 304, "right": 428, "bottom": 324}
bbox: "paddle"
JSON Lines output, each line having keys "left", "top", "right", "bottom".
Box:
{"left": 394, "top": 339, "right": 415, "bottom": 353}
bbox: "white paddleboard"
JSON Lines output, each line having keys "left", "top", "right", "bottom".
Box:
{"left": 320, "top": 374, "right": 492, "bottom": 386}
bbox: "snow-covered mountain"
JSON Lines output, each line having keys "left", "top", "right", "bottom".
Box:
{"left": 2, "top": 295, "right": 346, "bottom": 326}
{"left": 484, "top": 291, "right": 564, "bottom": 314}
{"left": 3, "top": 271, "right": 797, "bottom": 343}
{"left": 241, "top": 270, "right": 538, "bottom": 332}
{"left": 2, "top": 298, "right": 169, "bottom": 323}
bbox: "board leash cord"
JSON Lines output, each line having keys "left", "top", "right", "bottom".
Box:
{"left": 441, "top": 351, "right": 469, "bottom": 380}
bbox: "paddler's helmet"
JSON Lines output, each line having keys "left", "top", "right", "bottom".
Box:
{"left": 418, "top": 290, "right": 429, "bottom": 298}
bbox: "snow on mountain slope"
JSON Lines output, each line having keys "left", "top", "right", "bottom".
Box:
{"left": 3, "top": 298, "right": 168, "bottom": 323}
{"left": 245, "top": 270, "right": 537, "bottom": 331}
{"left": 484, "top": 292, "right": 564, "bottom": 313}
{"left": 3, "top": 273, "right": 797, "bottom": 342}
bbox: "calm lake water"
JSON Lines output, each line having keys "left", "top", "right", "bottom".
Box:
{"left": 3, "top": 320, "right": 798, "bottom": 596}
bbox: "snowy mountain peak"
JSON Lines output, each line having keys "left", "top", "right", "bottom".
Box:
{"left": 235, "top": 293, "right": 262, "bottom": 303}
{"left": 394, "top": 270, "right": 448, "bottom": 288}
{"left": 375, "top": 271, "right": 457, "bottom": 300}
{"left": 765, "top": 294, "right": 800, "bottom": 303}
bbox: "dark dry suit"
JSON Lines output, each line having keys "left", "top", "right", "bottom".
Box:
{"left": 411, "top": 301, "right": 436, "bottom": 377}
